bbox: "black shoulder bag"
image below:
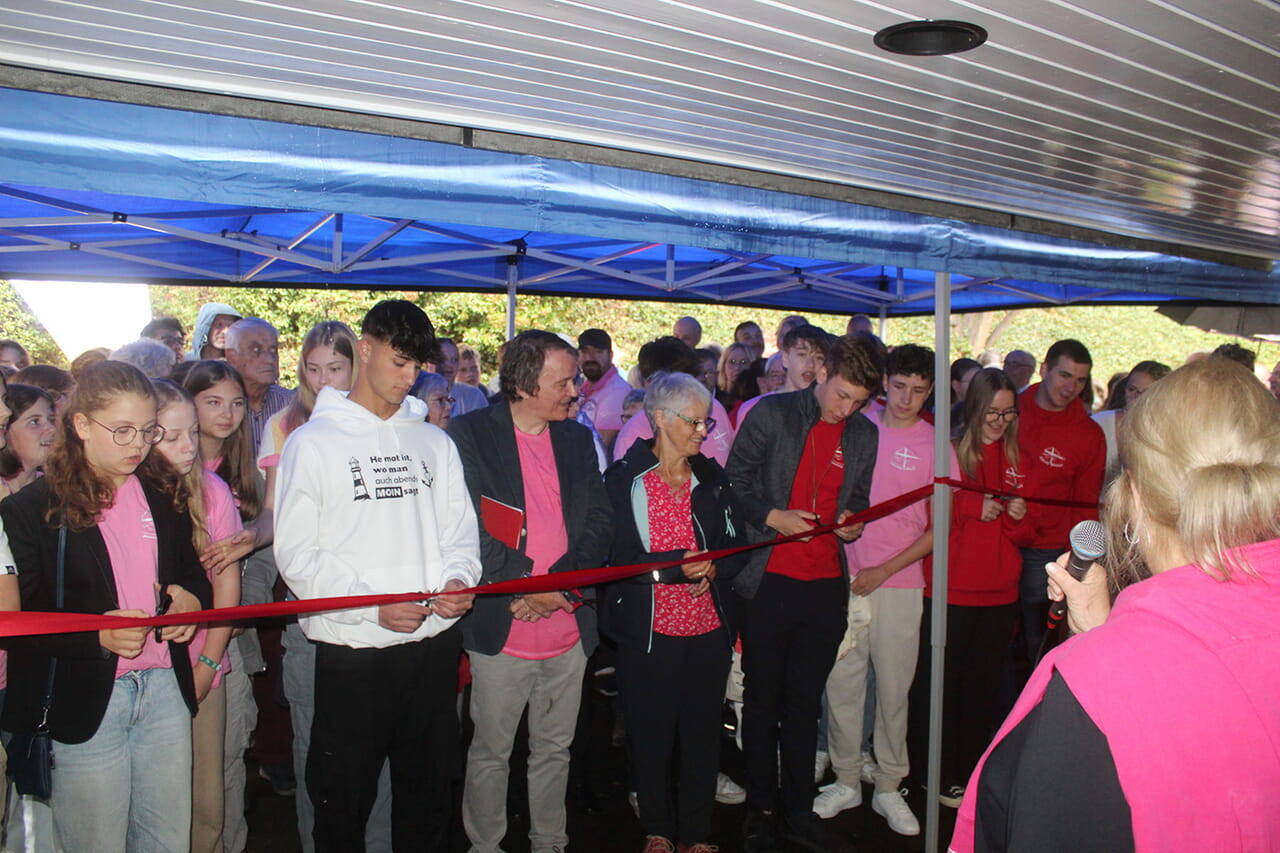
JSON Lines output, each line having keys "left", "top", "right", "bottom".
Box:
{"left": 7, "top": 525, "right": 66, "bottom": 801}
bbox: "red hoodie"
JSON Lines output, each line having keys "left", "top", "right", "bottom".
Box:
{"left": 1016, "top": 384, "right": 1105, "bottom": 548}
{"left": 926, "top": 440, "right": 1032, "bottom": 606}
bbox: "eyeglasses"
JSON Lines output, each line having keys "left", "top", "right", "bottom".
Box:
{"left": 669, "top": 411, "right": 716, "bottom": 433}
{"left": 427, "top": 396, "right": 455, "bottom": 408}
{"left": 983, "top": 408, "right": 1018, "bottom": 423}
{"left": 89, "top": 416, "right": 166, "bottom": 445}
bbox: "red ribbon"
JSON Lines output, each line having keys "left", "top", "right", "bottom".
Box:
{"left": 935, "top": 477, "right": 1100, "bottom": 510}
{"left": 0, "top": 478, "right": 1097, "bottom": 639}
{"left": 0, "top": 484, "right": 939, "bottom": 639}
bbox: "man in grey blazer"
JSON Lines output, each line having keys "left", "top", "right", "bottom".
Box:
{"left": 449, "top": 330, "right": 613, "bottom": 853}
{"left": 726, "top": 334, "right": 882, "bottom": 853}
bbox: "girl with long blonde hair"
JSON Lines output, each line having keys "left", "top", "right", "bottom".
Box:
{"left": 139, "top": 379, "right": 243, "bottom": 852}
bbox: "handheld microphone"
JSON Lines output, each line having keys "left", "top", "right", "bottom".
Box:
{"left": 1048, "top": 520, "right": 1106, "bottom": 622}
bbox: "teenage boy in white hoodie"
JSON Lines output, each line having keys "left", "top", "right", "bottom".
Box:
{"left": 275, "top": 300, "right": 481, "bottom": 852}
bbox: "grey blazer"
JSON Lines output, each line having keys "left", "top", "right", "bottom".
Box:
{"left": 724, "top": 386, "right": 878, "bottom": 599}
{"left": 448, "top": 400, "right": 614, "bottom": 656}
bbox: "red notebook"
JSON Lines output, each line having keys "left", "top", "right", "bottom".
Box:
{"left": 479, "top": 496, "right": 524, "bottom": 549}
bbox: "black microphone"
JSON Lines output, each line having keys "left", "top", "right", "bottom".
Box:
{"left": 1048, "top": 520, "right": 1106, "bottom": 622}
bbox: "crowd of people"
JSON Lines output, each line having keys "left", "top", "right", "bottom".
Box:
{"left": 0, "top": 303, "right": 1276, "bottom": 853}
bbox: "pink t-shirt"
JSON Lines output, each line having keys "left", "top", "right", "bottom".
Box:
{"left": 614, "top": 396, "right": 734, "bottom": 465}
{"left": 100, "top": 476, "right": 169, "bottom": 676}
{"left": 188, "top": 470, "right": 243, "bottom": 683}
{"left": 732, "top": 390, "right": 776, "bottom": 427}
{"left": 580, "top": 366, "right": 633, "bottom": 434}
{"left": 845, "top": 410, "right": 954, "bottom": 590}
{"left": 502, "top": 428, "right": 579, "bottom": 660}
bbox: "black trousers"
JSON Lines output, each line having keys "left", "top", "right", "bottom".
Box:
{"left": 309, "top": 630, "right": 462, "bottom": 852}
{"left": 617, "top": 630, "right": 732, "bottom": 844}
{"left": 907, "top": 600, "right": 1018, "bottom": 788}
{"left": 740, "top": 573, "right": 846, "bottom": 821}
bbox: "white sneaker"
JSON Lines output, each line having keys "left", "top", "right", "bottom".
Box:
{"left": 859, "top": 751, "right": 877, "bottom": 785}
{"left": 872, "top": 789, "right": 920, "bottom": 836}
{"left": 814, "top": 749, "right": 830, "bottom": 783}
{"left": 939, "top": 784, "right": 965, "bottom": 809}
{"left": 715, "top": 772, "right": 746, "bottom": 805}
{"left": 812, "top": 781, "right": 861, "bottom": 819}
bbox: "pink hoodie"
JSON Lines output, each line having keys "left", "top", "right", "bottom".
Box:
{"left": 951, "top": 537, "right": 1280, "bottom": 852}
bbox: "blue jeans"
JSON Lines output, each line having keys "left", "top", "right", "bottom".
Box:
{"left": 1019, "top": 547, "right": 1063, "bottom": 665}
{"left": 52, "top": 668, "right": 192, "bottom": 853}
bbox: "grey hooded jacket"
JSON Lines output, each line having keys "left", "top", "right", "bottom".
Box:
{"left": 724, "top": 385, "right": 878, "bottom": 599}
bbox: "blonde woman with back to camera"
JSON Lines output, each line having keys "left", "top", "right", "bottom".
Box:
{"left": 950, "top": 356, "right": 1280, "bottom": 852}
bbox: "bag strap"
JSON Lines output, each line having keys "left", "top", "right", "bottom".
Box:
{"left": 35, "top": 526, "right": 66, "bottom": 731}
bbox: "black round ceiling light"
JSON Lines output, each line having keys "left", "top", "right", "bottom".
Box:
{"left": 873, "top": 20, "right": 988, "bottom": 56}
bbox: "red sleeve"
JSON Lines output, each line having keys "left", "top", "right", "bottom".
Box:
{"left": 1002, "top": 509, "right": 1035, "bottom": 547}
{"left": 1071, "top": 427, "right": 1106, "bottom": 527}
{"left": 954, "top": 488, "right": 986, "bottom": 522}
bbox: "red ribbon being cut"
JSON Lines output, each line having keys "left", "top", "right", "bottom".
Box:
{"left": 0, "top": 478, "right": 1098, "bottom": 638}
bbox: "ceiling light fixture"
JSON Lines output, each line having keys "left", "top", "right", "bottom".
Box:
{"left": 873, "top": 20, "right": 988, "bottom": 56}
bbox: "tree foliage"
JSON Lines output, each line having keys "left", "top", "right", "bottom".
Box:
{"left": 0, "top": 280, "right": 67, "bottom": 367}
{"left": 6, "top": 280, "right": 1277, "bottom": 391}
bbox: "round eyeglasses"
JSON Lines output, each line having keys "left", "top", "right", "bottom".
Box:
{"left": 89, "top": 416, "right": 166, "bottom": 446}
{"left": 669, "top": 412, "right": 716, "bottom": 433}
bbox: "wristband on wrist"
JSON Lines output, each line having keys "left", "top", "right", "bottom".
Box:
{"left": 198, "top": 655, "right": 223, "bottom": 673}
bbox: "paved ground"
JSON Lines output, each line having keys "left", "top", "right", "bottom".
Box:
{"left": 245, "top": 679, "right": 958, "bottom": 853}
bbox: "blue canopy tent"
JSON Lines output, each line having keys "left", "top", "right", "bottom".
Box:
{"left": 3, "top": 89, "right": 1278, "bottom": 318}
{"left": 2, "top": 84, "right": 1279, "bottom": 852}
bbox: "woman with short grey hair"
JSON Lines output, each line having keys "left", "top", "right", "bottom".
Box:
{"left": 410, "top": 371, "right": 453, "bottom": 429}
{"left": 110, "top": 337, "right": 178, "bottom": 379}
{"left": 642, "top": 371, "right": 711, "bottom": 432}
{"left": 604, "top": 370, "right": 746, "bottom": 853}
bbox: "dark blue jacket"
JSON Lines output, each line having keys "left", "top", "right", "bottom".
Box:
{"left": 601, "top": 438, "right": 746, "bottom": 652}
{"left": 0, "top": 478, "right": 212, "bottom": 744}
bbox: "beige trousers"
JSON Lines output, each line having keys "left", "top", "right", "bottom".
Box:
{"left": 825, "top": 587, "right": 922, "bottom": 792}
{"left": 191, "top": 683, "right": 227, "bottom": 853}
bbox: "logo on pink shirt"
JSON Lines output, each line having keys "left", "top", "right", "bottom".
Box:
{"left": 891, "top": 446, "right": 921, "bottom": 472}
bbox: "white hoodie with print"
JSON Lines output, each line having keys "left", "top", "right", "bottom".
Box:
{"left": 275, "top": 386, "right": 481, "bottom": 649}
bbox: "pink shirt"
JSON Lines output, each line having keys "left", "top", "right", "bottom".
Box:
{"left": 732, "top": 390, "right": 775, "bottom": 427}
{"left": 951, "top": 538, "right": 1280, "bottom": 852}
{"left": 502, "top": 428, "right": 579, "bottom": 660}
{"left": 100, "top": 476, "right": 169, "bottom": 676}
{"left": 846, "top": 410, "right": 952, "bottom": 590}
{"left": 614, "top": 396, "right": 735, "bottom": 466}
{"left": 580, "top": 365, "right": 633, "bottom": 434}
{"left": 643, "top": 471, "right": 720, "bottom": 636}
{"left": 188, "top": 470, "right": 243, "bottom": 682}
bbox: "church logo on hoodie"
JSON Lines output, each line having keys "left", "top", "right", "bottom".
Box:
{"left": 1040, "top": 446, "right": 1066, "bottom": 468}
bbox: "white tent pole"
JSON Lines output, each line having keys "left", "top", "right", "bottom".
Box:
{"left": 505, "top": 256, "right": 518, "bottom": 341}
{"left": 925, "top": 272, "right": 952, "bottom": 853}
